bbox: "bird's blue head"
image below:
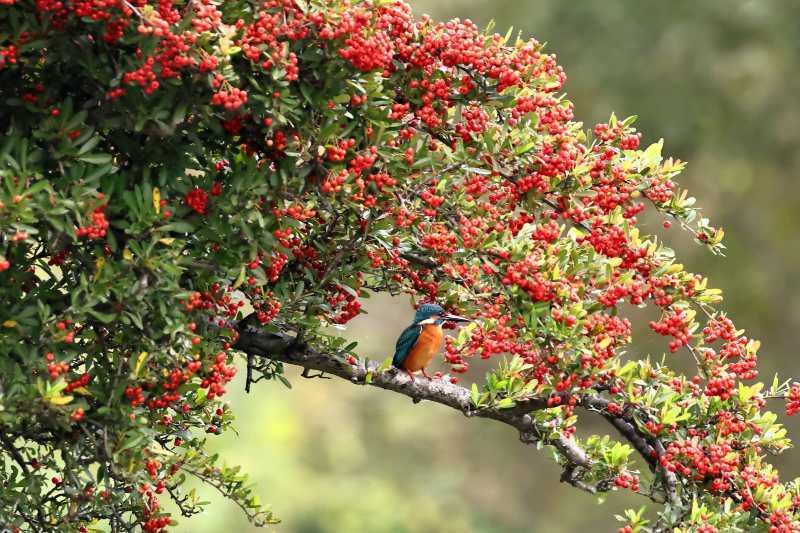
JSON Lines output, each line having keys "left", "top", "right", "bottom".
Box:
{"left": 413, "top": 304, "right": 470, "bottom": 325}
{"left": 414, "top": 304, "right": 444, "bottom": 323}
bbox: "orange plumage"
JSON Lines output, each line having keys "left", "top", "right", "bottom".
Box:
{"left": 402, "top": 324, "right": 444, "bottom": 374}
{"left": 393, "top": 304, "right": 470, "bottom": 380}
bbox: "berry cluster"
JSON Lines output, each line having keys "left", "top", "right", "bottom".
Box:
{"left": 649, "top": 309, "right": 692, "bottom": 353}
{"left": 185, "top": 187, "right": 209, "bottom": 215}
{"left": 786, "top": 383, "right": 800, "bottom": 416}
{"left": 327, "top": 285, "right": 362, "bottom": 325}
{"left": 45, "top": 352, "right": 69, "bottom": 380}
{"left": 75, "top": 206, "right": 109, "bottom": 239}
{"left": 614, "top": 472, "right": 640, "bottom": 492}
{"left": 212, "top": 87, "right": 249, "bottom": 111}
{"left": 502, "top": 256, "right": 556, "bottom": 302}
{"left": 3, "top": 0, "right": 790, "bottom": 530}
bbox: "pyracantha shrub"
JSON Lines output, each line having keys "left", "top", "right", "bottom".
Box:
{"left": 0, "top": 0, "right": 798, "bottom": 531}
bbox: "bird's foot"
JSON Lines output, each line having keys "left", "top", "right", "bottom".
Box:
{"left": 421, "top": 369, "right": 432, "bottom": 379}
{"left": 405, "top": 369, "right": 415, "bottom": 381}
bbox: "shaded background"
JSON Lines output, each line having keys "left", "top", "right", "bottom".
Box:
{"left": 175, "top": 1, "right": 800, "bottom": 531}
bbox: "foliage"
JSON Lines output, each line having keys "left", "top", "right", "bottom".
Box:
{"left": 0, "top": 0, "right": 798, "bottom": 531}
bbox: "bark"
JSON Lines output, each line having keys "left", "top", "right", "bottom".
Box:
{"left": 233, "top": 317, "right": 679, "bottom": 507}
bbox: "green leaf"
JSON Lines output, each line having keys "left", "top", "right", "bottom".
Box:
{"left": 88, "top": 309, "right": 116, "bottom": 323}
{"left": 343, "top": 341, "right": 358, "bottom": 352}
{"left": 159, "top": 221, "right": 195, "bottom": 233}
{"left": 277, "top": 375, "right": 292, "bottom": 389}
{"left": 495, "top": 397, "right": 516, "bottom": 409}
{"left": 515, "top": 141, "right": 536, "bottom": 155}
{"left": 115, "top": 433, "right": 145, "bottom": 456}
{"left": 641, "top": 139, "right": 664, "bottom": 169}
{"left": 378, "top": 357, "right": 393, "bottom": 372}
{"left": 77, "top": 135, "right": 101, "bottom": 155}
{"left": 78, "top": 153, "right": 113, "bottom": 165}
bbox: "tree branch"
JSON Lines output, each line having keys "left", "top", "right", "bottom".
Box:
{"left": 0, "top": 431, "right": 47, "bottom": 530}
{"left": 234, "top": 319, "right": 664, "bottom": 504}
{"left": 233, "top": 319, "right": 688, "bottom": 511}
{"left": 232, "top": 322, "right": 592, "bottom": 473}
{"left": 579, "top": 396, "right": 680, "bottom": 506}
{"left": 232, "top": 321, "right": 687, "bottom": 509}
{"left": 234, "top": 320, "right": 734, "bottom": 521}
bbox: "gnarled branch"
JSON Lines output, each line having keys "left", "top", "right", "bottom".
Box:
{"left": 233, "top": 319, "right": 679, "bottom": 507}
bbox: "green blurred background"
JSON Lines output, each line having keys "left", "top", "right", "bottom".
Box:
{"left": 175, "top": 1, "right": 800, "bottom": 531}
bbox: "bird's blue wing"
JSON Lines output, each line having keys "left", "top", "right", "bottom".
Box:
{"left": 393, "top": 324, "right": 421, "bottom": 368}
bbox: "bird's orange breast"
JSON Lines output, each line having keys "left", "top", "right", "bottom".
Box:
{"left": 403, "top": 324, "right": 443, "bottom": 371}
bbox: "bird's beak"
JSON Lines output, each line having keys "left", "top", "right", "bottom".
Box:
{"left": 442, "top": 314, "right": 471, "bottom": 323}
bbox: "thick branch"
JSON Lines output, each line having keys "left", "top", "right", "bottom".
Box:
{"left": 233, "top": 319, "right": 679, "bottom": 507}
{"left": 232, "top": 323, "right": 591, "bottom": 470}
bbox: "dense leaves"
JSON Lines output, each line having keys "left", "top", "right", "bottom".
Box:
{"left": 0, "top": 0, "right": 798, "bottom": 531}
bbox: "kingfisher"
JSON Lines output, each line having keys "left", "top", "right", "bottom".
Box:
{"left": 392, "top": 303, "right": 470, "bottom": 380}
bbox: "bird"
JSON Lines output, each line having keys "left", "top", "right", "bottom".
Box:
{"left": 392, "top": 303, "right": 470, "bottom": 380}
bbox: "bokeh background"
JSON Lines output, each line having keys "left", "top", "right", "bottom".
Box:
{"left": 174, "top": 1, "right": 800, "bottom": 531}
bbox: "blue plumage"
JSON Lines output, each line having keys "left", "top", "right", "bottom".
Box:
{"left": 414, "top": 304, "right": 445, "bottom": 324}
{"left": 392, "top": 304, "right": 445, "bottom": 368}
{"left": 392, "top": 323, "right": 421, "bottom": 368}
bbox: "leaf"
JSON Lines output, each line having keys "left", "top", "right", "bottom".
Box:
{"left": 771, "top": 373, "right": 780, "bottom": 394}
{"left": 87, "top": 162, "right": 114, "bottom": 184}
{"left": 88, "top": 309, "right": 116, "bottom": 323}
{"left": 641, "top": 139, "right": 664, "bottom": 169}
{"left": 343, "top": 341, "right": 358, "bottom": 352}
{"left": 298, "top": 83, "right": 314, "bottom": 105}
{"left": 738, "top": 382, "right": 764, "bottom": 403}
{"left": 515, "top": 141, "right": 536, "bottom": 155}
{"left": 78, "top": 153, "right": 113, "bottom": 165}
{"left": 24, "top": 179, "right": 53, "bottom": 197}
{"left": 116, "top": 433, "right": 145, "bottom": 456}
{"left": 194, "top": 388, "right": 207, "bottom": 405}
{"left": 153, "top": 187, "right": 161, "bottom": 213}
{"left": 77, "top": 135, "right": 101, "bottom": 155}
{"left": 3, "top": 320, "right": 17, "bottom": 328}
{"left": 232, "top": 265, "right": 246, "bottom": 290}
{"left": 495, "top": 397, "right": 516, "bottom": 409}
{"left": 339, "top": 284, "right": 360, "bottom": 299}
{"left": 126, "top": 311, "right": 144, "bottom": 330}
{"left": 159, "top": 221, "right": 195, "bottom": 233}
{"left": 134, "top": 352, "right": 149, "bottom": 377}
{"left": 93, "top": 256, "right": 105, "bottom": 282}
{"left": 277, "top": 375, "right": 292, "bottom": 389}
{"left": 502, "top": 24, "right": 514, "bottom": 45}
{"left": 377, "top": 357, "right": 393, "bottom": 372}
{"left": 48, "top": 395, "right": 74, "bottom": 405}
